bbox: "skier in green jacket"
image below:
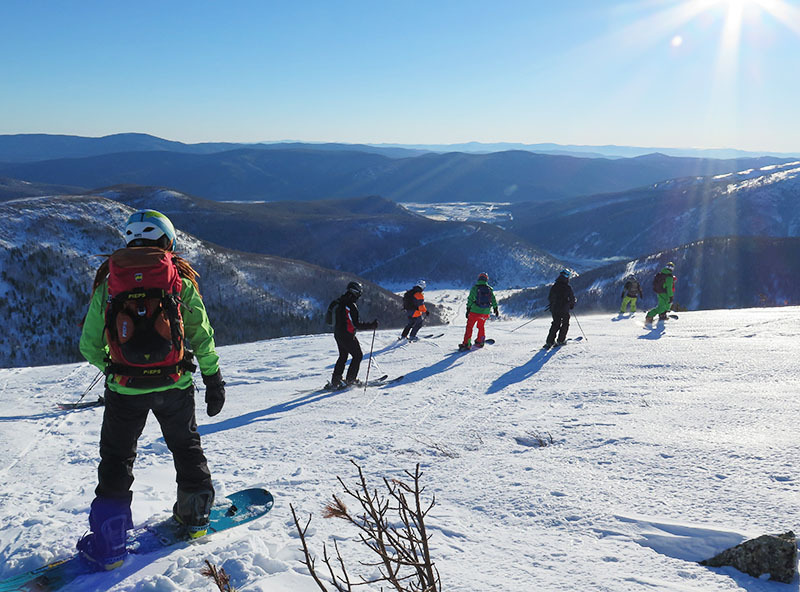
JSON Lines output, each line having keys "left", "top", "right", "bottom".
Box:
{"left": 645, "top": 262, "right": 675, "bottom": 324}
{"left": 77, "top": 210, "right": 225, "bottom": 571}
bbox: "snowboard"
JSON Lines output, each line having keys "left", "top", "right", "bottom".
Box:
{"left": 457, "top": 338, "right": 495, "bottom": 352}
{"left": 0, "top": 488, "right": 274, "bottom": 592}
{"left": 644, "top": 314, "right": 679, "bottom": 328}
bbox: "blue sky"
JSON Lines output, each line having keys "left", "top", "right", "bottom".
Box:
{"left": 2, "top": 0, "right": 799, "bottom": 152}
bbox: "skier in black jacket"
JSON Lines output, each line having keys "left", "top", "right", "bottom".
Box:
{"left": 544, "top": 269, "right": 576, "bottom": 348}
{"left": 329, "top": 281, "right": 378, "bottom": 389}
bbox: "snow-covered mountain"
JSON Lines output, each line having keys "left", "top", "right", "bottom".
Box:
{"left": 0, "top": 196, "right": 437, "bottom": 368}
{"left": 500, "top": 236, "right": 800, "bottom": 315}
{"left": 94, "top": 186, "right": 564, "bottom": 290}
{"left": 508, "top": 161, "right": 800, "bottom": 264}
{"left": 1, "top": 309, "right": 798, "bottom": 591}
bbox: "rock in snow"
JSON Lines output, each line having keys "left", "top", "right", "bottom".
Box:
{"left": 701, "top": 531, "right": 797, "bottom": 584}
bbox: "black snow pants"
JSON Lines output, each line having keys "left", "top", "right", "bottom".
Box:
{"left": 546, "top": 310, "right": 570, "bottom": 345}
{"left": 333, "top": 334, "right": 363, "bottom": 382}
{"left": 401, "top": 313, "right": 424, "bottom": 339}
{"left": 96, "top": 385, "right": 213, "bottom": 501}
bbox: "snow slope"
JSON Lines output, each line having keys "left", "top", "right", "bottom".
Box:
{"left": 0, "top": 308, "right": 798, "bottom": 591}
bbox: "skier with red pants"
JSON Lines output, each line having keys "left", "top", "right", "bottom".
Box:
{"left": 77, "top": 210, "right": 225, "bottom": 571}
{"left": 329, "top": 281, "right": 378, "bottom": 389}
{"left": 544, "top": 269, "right": 576, "bottom": 348}
{"left": 459, "top": 272, "right": 499, "bottom": 351}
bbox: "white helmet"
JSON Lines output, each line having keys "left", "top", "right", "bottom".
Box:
{"left": 124, "top": 210, "right": 177, "bottom": 250}
{"left": 415, "top": 279, "right": 427, "bottom": 290}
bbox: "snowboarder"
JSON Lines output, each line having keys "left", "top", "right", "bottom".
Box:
{"left": 645, "top": 262, "right": 676, "bottom": 325}
{"left": 544, "top": 269, "right": 576, "bottom": 348}
{"left": 328, "top": 281, "right": 379, "bottom": 388}
{"left": 400, "top": 279, "right": 429, "bottom": 341}
{"left": 620, "top": 274, "right": 643, "bottom": 313}
{"left": 77, "top": 210, "right": 226, "bottom": 570}
{"left": 459, "top": 272, "right": 499, "bottom": 350}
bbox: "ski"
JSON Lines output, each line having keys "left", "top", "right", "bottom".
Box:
{"left": 323, "top": 375, "right": 389, "bottom": 391}
{"left": 398, "top": 333, "right": 444, "bottom": 343}
{"left": 553, "top": 336, "right": 583, "bottom": 346}
{"left": 57, "top": 397, "right": 105, "bottom": 410}
{"left": 543, "top": 336, "right": 582, "bottom": 349}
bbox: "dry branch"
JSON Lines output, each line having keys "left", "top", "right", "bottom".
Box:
{"left": 291, "top": 461, "right": 442, "bottom": 592}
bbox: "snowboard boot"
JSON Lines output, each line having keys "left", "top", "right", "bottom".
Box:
{"left": 542, "top": 343, "right": 553, "bottom": 350}
{"left": 659, "top": 313, "right": 668, "bottom": 321}
{"left": 77, "top": 496, "right": 133, "bottom": 570}
{"left": 458, "top": 341, "right": 471, "bottom": 351}
{"left": 474, "top": 340, "right": 484, "bottom": 348}
{"left": 644, "top": 315, "right": 654, "bottom": 325}
{"left": 173, "top": 488, "right": 214, "bottom": 539}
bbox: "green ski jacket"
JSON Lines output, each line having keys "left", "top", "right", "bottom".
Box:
{"left": 467, "top": 280, "right": 498, "bottom": 315}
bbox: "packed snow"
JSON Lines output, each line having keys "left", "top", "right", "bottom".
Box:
{"left": 1, "top": 307, "right": 799, "bottom": 591}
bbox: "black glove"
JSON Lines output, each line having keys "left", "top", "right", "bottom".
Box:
{"left": 465, "top": 310, "right": 470, "bottom": 319}
{"left": 493, "top": 307, "right": 499, "bottom": 317}
{"left": 425, "top": 310, "right": 430, "bottom": 317}
{"left": 370, "top": 319, "right": 379, "bottom": 329}
{"left": 202, "top": 370, "right": 226, "bottom": 417}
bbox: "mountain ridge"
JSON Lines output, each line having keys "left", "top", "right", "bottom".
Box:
{"left": 0, "top": 145, "right": 792, "bottom": 204}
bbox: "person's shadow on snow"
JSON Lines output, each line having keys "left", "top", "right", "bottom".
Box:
{"left": 638, "top": 320, "right": 666, "bottom": 339}
{"left": 198, "top": 387, "right": 346, "bottom": 436}
{"left": 382, "top": 351, "right": 466, "bottom": 388}
{"left": 486, "top": 347, "right": 558, "bottom": 394}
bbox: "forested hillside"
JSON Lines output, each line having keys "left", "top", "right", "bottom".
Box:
{"left": 0, "top": 196, "right": 434, "bottom": 367}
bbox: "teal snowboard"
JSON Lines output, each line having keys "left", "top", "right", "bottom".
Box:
{"left": 0, "top": 488, "right": 274, "bottom": 592}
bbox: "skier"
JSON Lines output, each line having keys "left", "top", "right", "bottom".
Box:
{"left": 328, "top": 281, "right": 378, "bottom": 388}
{"left": 77, "top": 210, "right": 225, "bottom": 570}
{"left": 645, "top": 262, "right": 675, "bottom": 324}
{"left": 459, "top": 272, "right": 499, "bottom": 351}
{"left": 400, "top": 279, "right": 429, "bottom": 341}
{"left": 620, "top": 274, "right": 643, "bottom": 313}
{"left": 544, "top": 269, "right": 576, "bottom": 348}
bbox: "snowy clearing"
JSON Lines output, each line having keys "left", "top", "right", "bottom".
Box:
{"left": 0, "top": 308, "right": 798, "bottom": 591}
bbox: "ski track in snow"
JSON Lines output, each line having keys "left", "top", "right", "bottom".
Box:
{"left": 0, "top": 309, "right": 799, "bottom": 591}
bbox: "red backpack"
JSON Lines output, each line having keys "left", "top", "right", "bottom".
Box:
{"left": 104, "top": 247, "right": 189, "bottom": 387}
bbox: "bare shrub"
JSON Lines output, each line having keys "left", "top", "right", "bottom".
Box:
{"left": 291, "top": 460, "right": 441, "bottom": 592}
{"left": 201, "top": 559, "right": 237, "bottom": 591}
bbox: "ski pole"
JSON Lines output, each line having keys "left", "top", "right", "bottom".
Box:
{"left": 363, "top": 327, "right": 377, "bottom": 393}
{"left": 571, "top": 311, "right": 588, "bottom": 342}
{"left": 72, "top": 370, "right": 104, "bottom": 405}
{"left": 509, "top": 307, "right": 548, "bottom": 332}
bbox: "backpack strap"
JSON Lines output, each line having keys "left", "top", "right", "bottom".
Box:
{"left": 104, "top": 355, "right": 197, "bottom": 385}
